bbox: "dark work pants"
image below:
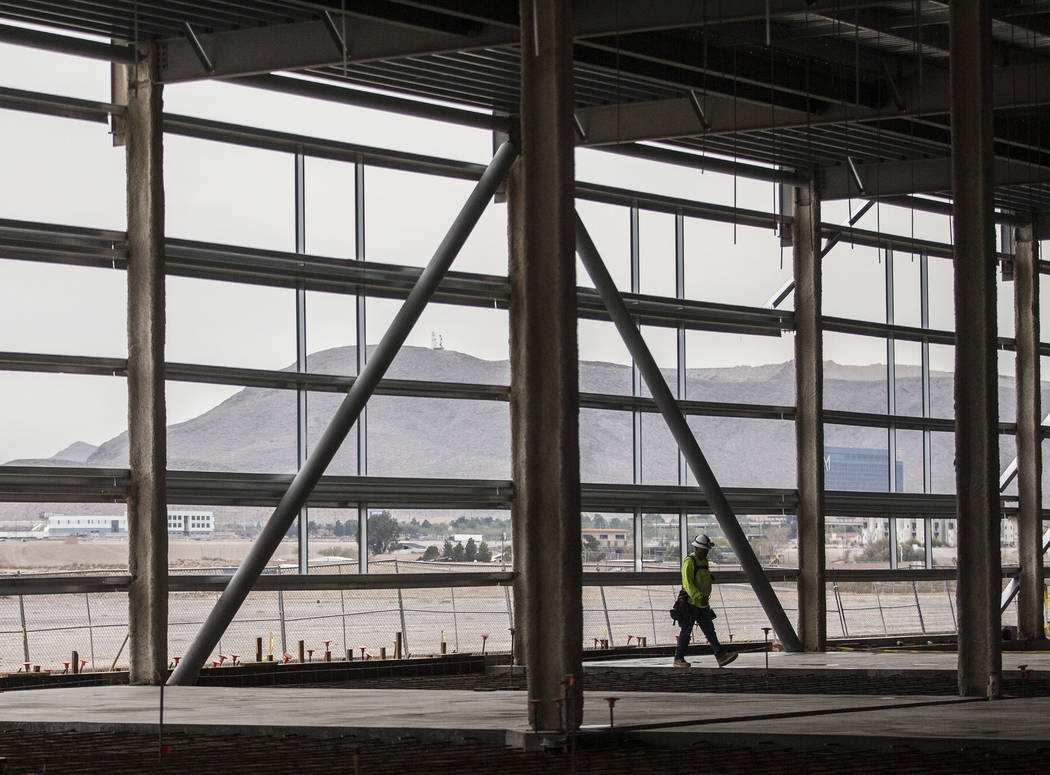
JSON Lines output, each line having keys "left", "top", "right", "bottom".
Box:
{"left": 674, "top": 604, "right": 723, "bottom": 661}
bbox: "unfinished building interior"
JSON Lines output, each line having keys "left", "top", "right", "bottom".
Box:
{"left": 0, "top": 0, "right": 1048, "bottom": 770}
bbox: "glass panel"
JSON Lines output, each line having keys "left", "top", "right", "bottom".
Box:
{"left": 165, "top": 78, "right": 493, "bottom": 162}
{"left": 686, "top": 330, "right": 795, "bottom": 405}
{"left": 580, "top": 408, "right": 632, "bottom": 484}
{"left": 894, "top": 429, "right": 925, "bottom": 494}
{"left": 363, "top": 396, "right": 510, "bottom": 478}
{"left": 683, "top": 220, "right": 789, "bottom": 308}
{"left": 823, "top": 244, "right": 885, "bottom": 323}
{"left": 639, "top": 325, "right": 677, "bottom": 399}
{"left": 892, "top": 251, "right": 922, "bottom": 328}
{"left": 576, "top": 148, "right": 776, "bottom": 210}
{"left": 894, "top": 517, "right": 927, "bottom": 568}
{"left": 166, "top": 136, "right": 293, "bottom": 250}
{"left": 579, "top": 319, "right": 631, "bottom": 394}
{"left": 304, "top": 157, "right": 356, "bottom": 259}
{"left": 641, "top": 413, "right": 678, "bottom": 485}
{"left": 684, "top": 417, "right": 796, "bottom": 488}
{"left": 930, "top": 430, "right": 955, "bottom": 493}
{"left": 854, "top": 517, "right": 891, "bottom": 567}
{"left": 931, "top": 517, "right": 958, "bottom": 568}
{"left": 642, "top": 513, "right": 679, "bottom": 569}
{"left": 927, "top": 256, "right": 955, "bottom": 331}
{"left": 929, "top": 344, "right": 954, "bottom": 419}
{"left": 169, "top": 384, "right": 297, "bottom": 473}
{"left": 366, "top": 298, "right": 509, "bottom": 373}
{"left": 305, "top": 290, "right": 357, "bottom": 375}
{"left": 0, "top": 261, "right": 125, "bottom": 357}
{"left": 823, "top": 333, "right": 888, "bottom": 413}
{"left": 167, "top": 277, "right": 297, "bottom": 370}
{"left": 0, "top": 373, "right": 126, "bottom": 466}
{"left": 998, "top": 350, "right": 1016, "bottom": 423}
{"left": 824, "top": 425, "right": 890, "bottom": 491}
{"left": 576, "top": 201, "right": 630, "bottom": 291}
{"left": 894, "top": 340, "right": 923, "bottom": 416}
{"left": 0, "top": 112, "right": 125, "bottom": 229}
{"left": 638, "top": 210, "right": 676, "bottom": 297}
{"left": 581, "top": 512, "right": 633, "bottom": 570}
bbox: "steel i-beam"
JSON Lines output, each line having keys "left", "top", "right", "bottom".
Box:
{"left": 167, "top": 141, "right": 519, "bottom": 685}
{"left": 574, "top": 213, "right": 803, "bottom": 652}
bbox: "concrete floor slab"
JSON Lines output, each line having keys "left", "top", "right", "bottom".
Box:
{"left": 0, "top": 651, "right": 1046, "bottom": 753}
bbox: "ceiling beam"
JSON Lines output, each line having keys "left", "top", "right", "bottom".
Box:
{"left": 577, "top": 61, "right": 1050, "bottom": 145}
{"left": 155, "top": 0, "right": 884, "bottom": 83}
{"left": 819, "top": 155, "right": 1050, "bottom": 200}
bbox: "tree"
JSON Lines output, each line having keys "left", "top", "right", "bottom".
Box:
{"left": 583, "top": 534, "right": 601, "bottom": 561}
{"left": 464, "top": 537, "right": 478, "bottom": 562}
{"left": 500, "top": 544, "right": 513, "bottom": 565}
{"left": 441, "top": 539, "right": 454, "bottom": 559}
{"left": 421, "top": 545, "right": 440, "bottom": 561}
{"left": 477, "top": 541, "right": 492, "bottom": 562}
{"left": 333, "top": 519, "right": 345, "bottom": 537}
{"left": 367, "top": 511, "right": 402, "bottom": 555}
{"left": 593, "top": 514, "right": 607, "bottom": 529}
{"left": 451, "top": 542, "right": 466, "bottom": 562}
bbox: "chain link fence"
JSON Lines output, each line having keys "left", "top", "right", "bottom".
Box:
{"left": 0, "top": 562, "right": 1032, "bottom": 674}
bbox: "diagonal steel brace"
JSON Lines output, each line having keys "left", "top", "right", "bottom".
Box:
{"left": 168, "top": 141, "right": 519, "bottom": 684}
{"left": 575, "top": 212, "right": 803, "bottom": 652}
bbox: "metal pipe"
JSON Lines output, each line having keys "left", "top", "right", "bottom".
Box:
{"left": 574, "top": 212, "right": 803, "bottom": 652}
{"left": 168, "top": 141, "right": 518, "bottom": 685}
{"left": 0, "top": 22, "right": 136, "bottom": 64}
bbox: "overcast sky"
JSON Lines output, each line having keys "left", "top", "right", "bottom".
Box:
{"left": 0, "top": 33, "right": 1039, "bottom": 464}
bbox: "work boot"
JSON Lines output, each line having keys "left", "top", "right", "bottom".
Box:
{"left": 716, "top": 652, "right": 738, "bottom": 667}
{"left": 672, "top": 658, "right": 690, "bottom": 668}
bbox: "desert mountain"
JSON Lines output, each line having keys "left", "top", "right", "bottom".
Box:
{"left": 3, "top": 345, "right": 1044, "bottom": 523}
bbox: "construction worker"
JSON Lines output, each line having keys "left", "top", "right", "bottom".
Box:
{"left": 673, "top": 533, "right": 737, "bottom": 668}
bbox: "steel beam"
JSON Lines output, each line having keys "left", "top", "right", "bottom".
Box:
{"left": 577, "top": 62, "right": 1050, "bottom": 146}
{"left": 0, "top": 22, "right": 136, "bottom": 64}
{"left": 820, "top": 155, "right": 1050, "bottom": 201}
{"left": 1012, "top": 224, "right": 1045, "bottom": 640}
{"left": 149, "top": 1, "right": 877, "bottom": 84}
{"left": 167, "top": 140, "right": 517, "bottom": 686}
{"left": 575, "top": 213, "right": 803, "bottom": 652}
{"left": 123, "top": 46, "right": 167, "bottom": 686}
{"left": 508, "top": 0, "right": 583, "bottom": 731}
{"left": 793, "top": 182, "right": 826, "bottom": 651}
{"left": 951, "top": 0, "right": 1002, "bottom": 698}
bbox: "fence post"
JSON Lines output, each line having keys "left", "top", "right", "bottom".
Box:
{"left": 276, "top": 565, "right": 288, "bottom": 658}
{"left": 832, "top": 582, "right": 848, "bottom": 637}
{"left": 912, "top": 581, "right": 926, "bottom": 634}
{"left": 646, "top": 587, "right": 658, "bottom": 645}
{"left": 18, "top": 592, "right": 29, "bottom": 665}
{"left": 339, "top": 562, "right": 348, "bottom": 656}
{"left": 85, "top": 593, "right": 96, "bottom": 670}
{"left": 394, "top": 559, "right": 409, "bottom": 657}
{"left": 946, "top": 579, "right": 957, "bottom": 632}
{"left": 873, "top": 582, "right": 888, "bottom": 634}
{"left": 716, "top": 585, "right": 733, "bottom": 635}
{"left": 599, "top": 586, "right": 614, "bottom": 644}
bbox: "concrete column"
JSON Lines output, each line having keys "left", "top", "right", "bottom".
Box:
{"left": 124, "top": 45, "right": 167, "bottom": 684}
{"left": 793, "top": 181, "right": 826, "bottom": 651}
{"left": 509, "top": 0, "right": 582, "bottom": 731}
{"left": 1014, "top": 224, "right": 1044, "bottom": 640}
{"left": 950, "top": 0, "right": 1002, "bottom": 696}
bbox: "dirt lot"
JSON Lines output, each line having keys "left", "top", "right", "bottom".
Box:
{"left": 0, "top": 537, "right": 363, "bottom": 571}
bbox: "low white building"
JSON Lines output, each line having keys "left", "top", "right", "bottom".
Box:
{"left": 42, "top": 510, "right": 214, "bottom": 537}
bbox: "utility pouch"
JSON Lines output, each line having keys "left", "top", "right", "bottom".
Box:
{"left": 669, "top": 589, "right": 690, "bottom": 624}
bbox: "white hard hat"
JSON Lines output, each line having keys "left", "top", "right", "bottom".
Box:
{"left": 691, "top": 534, "right": 713, "bottom": 549}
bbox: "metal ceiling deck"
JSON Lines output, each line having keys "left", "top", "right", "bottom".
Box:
{"left": 0, "top": 1, "right": 1048, "bottom": 215}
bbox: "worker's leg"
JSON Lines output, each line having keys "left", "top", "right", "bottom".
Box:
{"left": 674, "top": 607, "right": 697, "bottom": 661}
{"left": 695, "top": 607, "right": 724, "bottom": 659}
